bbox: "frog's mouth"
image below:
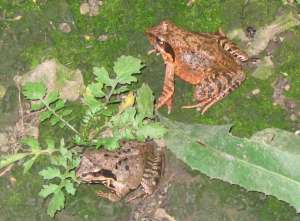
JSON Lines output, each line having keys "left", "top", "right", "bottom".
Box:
{"left": 79, "top": 169, "right": 117, "bottom": 183}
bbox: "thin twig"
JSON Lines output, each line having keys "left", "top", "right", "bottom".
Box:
{"left": 0, "top": 164, "right": 13, "bottom": 177}
{"left": 41, "top": 99, "right": 80, "bottom": 135}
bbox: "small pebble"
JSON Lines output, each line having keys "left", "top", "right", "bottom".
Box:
{"left": 58, "top": 22, "right": 71, "bottom": 33}
{"left": 290, "top": 114, "right": 297, "bottom": 121}
{"left": 245, "top": 26, "right": 256, "bottom": 39}
{"left": 251, "top": 88, "right": 260, "bottom": 95}
{"left": 284, "top": 84, "right": 290, "bottom": 91}
{"left": 80, "top": 3, "right": 90, "bottom": 15}
{"left": 286, "top": 100, "right": 296, "bottom": 109}
{"left": 97, "top": 34, "right": 109, "bottom": 41}
{"left": 295, "top": 130, "right": 300, "bottom": 136}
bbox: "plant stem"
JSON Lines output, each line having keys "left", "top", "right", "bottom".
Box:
{"left": 105, "top": 82, "right": 118, "bottom": 104}
{"left": 40, "top": 99, "right": 80, "bottom": 135}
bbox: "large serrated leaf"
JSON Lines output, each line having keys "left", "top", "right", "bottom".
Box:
{"left": 113, "top": 55, "right": 143, "bottom": 84}
{"left": 160, "top": 116, "right": 300, "bottom": 212}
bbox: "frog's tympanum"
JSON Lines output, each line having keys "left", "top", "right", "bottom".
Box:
{"left": 146, "top": 20, "right": 249, "bottom": 114}
{"left": 76, "top": 140, "right": 164, "bottom": 202}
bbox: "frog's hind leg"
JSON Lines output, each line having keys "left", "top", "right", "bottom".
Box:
{"left": 156, "top": 63, "right": 175, "bottom": 114}
{"left": 96, "top": 191, "right": 122, "bottom": 202}
{"left": 182, "top": 69, "right": 245, "bottom": 114}
{"left": 216, "top": 29, "right": 249, "bottom": 62}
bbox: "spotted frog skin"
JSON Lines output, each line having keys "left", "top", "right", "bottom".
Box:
{"left": 76, "top": 140, "right": 164, "bottom": 202}
{"left": 146, "top": 20, "right": 249, "bottom": 114}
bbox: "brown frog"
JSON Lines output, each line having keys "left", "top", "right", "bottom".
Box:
{"left": 76, "top": 140, "right": 164, "bottom": 202}
{"left": 146, "top": 20, "right": 249, "bottom": 114}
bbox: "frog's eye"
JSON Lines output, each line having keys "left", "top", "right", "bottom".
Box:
{"left": 156, "top": 37, "right": 165, "bottom": 45}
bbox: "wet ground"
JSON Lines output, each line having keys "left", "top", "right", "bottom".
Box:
{"left": 0, "top": 0, "right": 300, "bottom": 220}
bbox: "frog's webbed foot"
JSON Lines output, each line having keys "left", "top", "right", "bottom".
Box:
{"left": 96, "top": 191, "right": 121, "bottom": 202}
{"left": 181, "top": 98, "right": 212, "bottom": 114}
{"left": 155, "top": 63, "right": 175, "bottom": 114}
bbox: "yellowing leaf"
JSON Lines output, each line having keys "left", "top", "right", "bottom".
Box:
{"left": 118, "top": 91, "right": 135, "bottom": 113}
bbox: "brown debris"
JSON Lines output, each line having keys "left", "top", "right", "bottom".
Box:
{"left": 272, "top": 76, "right": 300, "bottom": 124}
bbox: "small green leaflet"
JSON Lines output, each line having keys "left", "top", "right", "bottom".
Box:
{"left": 22, "top": 82, "right": 46, "bottom": 100}
{"left": 87, "top": 83, "right": 106, "bottom": 98}
{"left": 136, "top": 123, "right": 166, "bottom": 140}
{"left": 20, "top": 137, "right": 40, "bottom": 150}
{"left": 39, "top": 167, "right": 62, "bottom": 180}
{"left": 47, "top": 189, "right": 65, "bottom": 217}
{"left": 46, "top": 91, "right": 59, "bottom": 104}
{"left": 113, "top": 55, "right": 144, "bottom": 84}
{"left": 136, "top": 83, "right": 154, "bottom": 120}
{"left": 64, "top": 180, "right": 76, "bottom": 195}
{"left": 39, "top": 184, "right": 59, "bottom": 198}
{"left": 23, "top": 155, "right": 38, "bottom": 173}
{"left": 93, "top": 67, "right": 112, "bottom": 86}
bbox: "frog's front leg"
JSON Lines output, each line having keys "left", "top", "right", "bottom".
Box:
{"left": 156, "top": 63, "right": 175, "bottom": 114}
{"left": 96, "top": 191, "right": 122, "bottom": 202}
{"left": 96, "top": 180, "right": 130, "bottom": 202}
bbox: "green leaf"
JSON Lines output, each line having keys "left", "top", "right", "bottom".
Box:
{"left": 23, "top": 155, "right": 38, "bottom": 173}
{"left": 31, "top": 102, "right": 45, "bottom": 111}
{"left": 87, "top": 83, "right": 106, "bottom": 98}
{"left": 39, "top": 167, "right": 61, "bottom": 180}
{"left": 40, "top": 111, "right": 52, "bottom": 122}
{"left": 113, "top": 55, "right": 143, "bottom": 84}
{"left": 53, "top": 100, "right": 65, "bottom": 111}
{"left": 113, "top": 86, "right": 130, "bottom": 94}
{"left": 64, "top": 180, "right": 76, "bottom": 195}
{"left": 39, "top": 184, "right": 59, "bottom": 198}
{"left": 20, "top": 137, "right": 40, "bottom": 150}
{"left": 47, "top": 189, "right": 65, "bottom": 217}
{"left": 96, "top": 137, "right": 120, "bottom": 150}
{"left": 136, "top": 122, "right": 166, "bottom": 139}
{"left": 93, "top": 67, "right": 112, "bottom": 86}
{"left": 59, "top": 146, "right": 72, "bottom": 163}
{"left": 22, "top": 82, "right": 46, "bottom": 100}
{"left": 83, "top": 95, "right": 103, "bottom": 112}
{"left": 60, "top": 109, "right": 72, "bottom": 117}
{"left": 46, "top": 138, "right": 55, "bottom": 150}
{"left": 160, "top": 116, "right": 300, "bottom": 213}
{"left": 46, "top": 91, "right": 59, "bottom": 104}
{"left": 136, "top": 83, "right": 154, "bottom": 120}
{"left": 0, "top": 153, "right": 29, "bottom": 170}
{"left": 50, "top": 116, "right": 60, "bottom": 126}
